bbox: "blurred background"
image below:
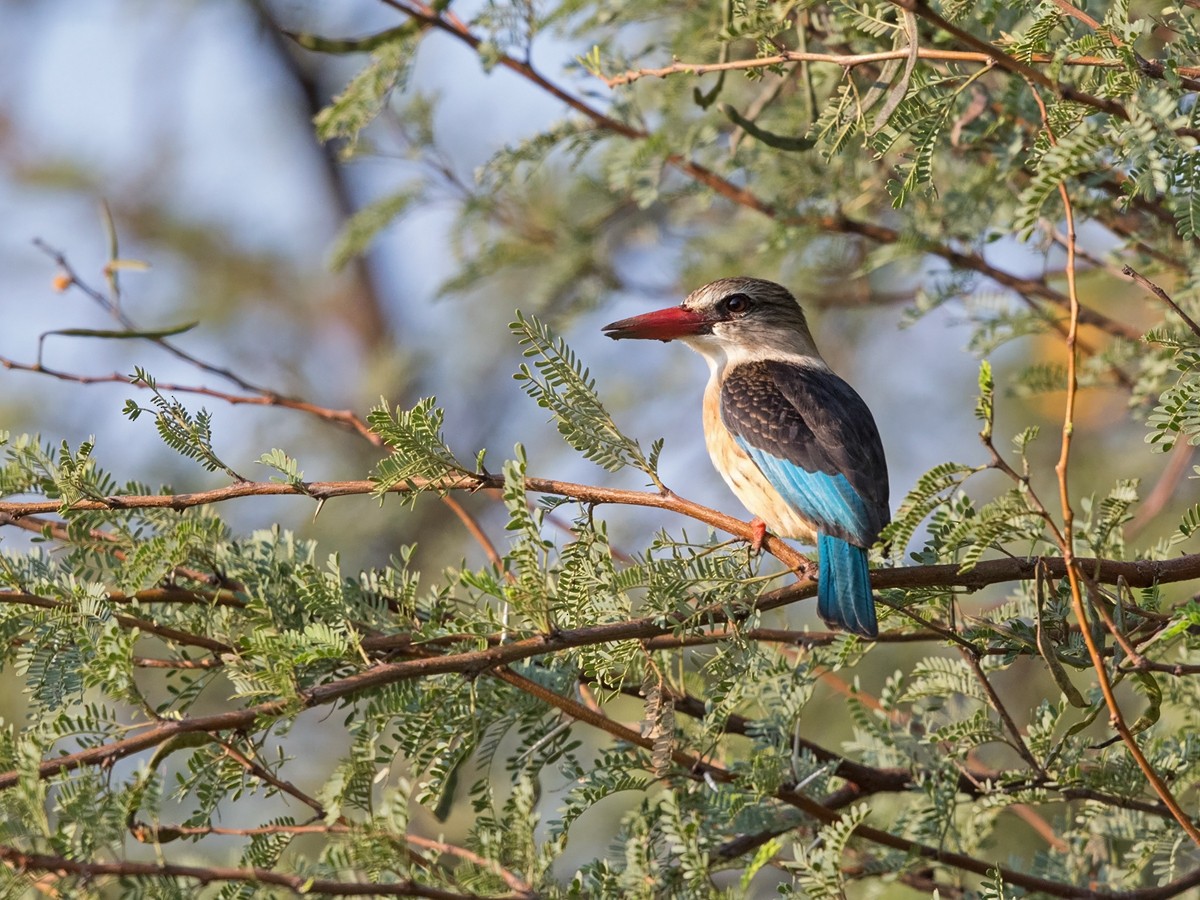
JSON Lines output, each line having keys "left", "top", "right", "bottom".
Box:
{"left": 1, "top": 0, "right": 1190, "bottom": 888}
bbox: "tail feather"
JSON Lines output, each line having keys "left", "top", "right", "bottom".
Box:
{"left": 816, "top": 533, "right": 877, "bottom": 638}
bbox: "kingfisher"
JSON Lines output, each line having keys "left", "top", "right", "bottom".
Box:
{"left": 602, "top": 277, "right": 890, "bottom": 637}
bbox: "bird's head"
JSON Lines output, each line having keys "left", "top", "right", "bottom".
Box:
{"left": 602, "top": 277, "right": 820, "bottom": 364}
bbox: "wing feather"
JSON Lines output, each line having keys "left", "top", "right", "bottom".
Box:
{"left": 721, "top": 360, "right": 889, "bottom": 546}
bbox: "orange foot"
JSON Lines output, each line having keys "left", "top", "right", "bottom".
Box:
{"left": 748, "top": 518, "right": 768, "bottom": 553}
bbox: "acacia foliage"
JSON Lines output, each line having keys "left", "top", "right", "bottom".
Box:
{"left": 1, "top": 0, "right": 1200, "bottom": 897}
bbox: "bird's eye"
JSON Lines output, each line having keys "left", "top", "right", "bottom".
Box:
{"left": 722, "top": 293, "right": 751, "bottom": 315}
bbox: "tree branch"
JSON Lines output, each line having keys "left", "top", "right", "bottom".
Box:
{"left": 0, "top": 845, "right": 503, "bottom": 899}
{"left": 887, "top": 0, "right": 1200, "bottom": 140}
{"left": 603, "top": 47, "right": 1133, "bottom": 88}
{"left": 0, "top": 356, "right": 381, "bottom": 445}
{"left": 370, "top": 0, "right": 1141, "bottom": 344}
{"left": 0, "top": 591, "right": 232, "bottom": 655}
{"left": 500, "top": 664, "right": 1200, "bottom": 899}
{"left": 3, "top": 474, "right": 1198, "bottom": 593}
{"left": 1124, "top": 265, "right": 1200, "bottom": 339}
{"left": 1033, "top": 80, "right": 1200, "bottom": 845}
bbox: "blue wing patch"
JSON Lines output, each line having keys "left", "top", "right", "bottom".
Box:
{"left": 719, "top": 360, "right": 889, "bottom": 545}
{"left": 736, "top": 438, "right": 875, "bottom": 546}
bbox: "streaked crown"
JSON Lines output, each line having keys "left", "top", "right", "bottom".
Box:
{"left": 682, "top": 277, "right": 820, "bottom": 360}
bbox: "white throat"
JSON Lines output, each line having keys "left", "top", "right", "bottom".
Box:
{"left": 680, "top": 333, "right": 827, "bottom": 380}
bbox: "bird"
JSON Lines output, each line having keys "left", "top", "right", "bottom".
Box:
{"left": 602, "top": 277, "right": 890, "bottom": 637}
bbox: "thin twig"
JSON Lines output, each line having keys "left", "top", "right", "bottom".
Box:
{"left": 32, "top": 240, "right": 342, "bottom": 408}
{"left": 0, "top": 845, "right": 498, "bottom": 899}
{"left": 887, "top": 0, "right": 1200, "bottom": 140}
{"left": 214, "top": 737, "right": 327, "bottom": 817}
{"left": 132, "top": 656, "right": 223, "bottom": 669}
{"left": 1030, "top": 79, "right": 1200, "bottom": 846}
{"left": 130, "top": 819, "right": 536, "bottom": 897}
{"left": 0, "top": 355, "right": 380, "bottom": 445}
{"left": 403, "top": 834, "right": 537, "bottom": 898}
{"left": 960, "top": 647, "right": 1047, "bottom": 777}
{"left": 602, "top": 47, "right": 1130, "bottom": 88}
{"left": 1123, "top": 265, "right": 1200, "bottom": 339}
{"left": 441, "top": 494, "right": 503, "bottom": 568}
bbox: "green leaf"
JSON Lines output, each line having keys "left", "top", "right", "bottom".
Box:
{"left": 287, "top": 23, "right": 420, "bottom": 54}
{"left": 314, "top": 34, "right": 417, "bottom": 157}
{"left": 976, "top": 359, "right": 994, "bottom": 440}
{"left": 256, "top": 449, "right": 305, "bottom": 486}
{"left": 369, "top": 397, "right": 468, "bottom": 503}
{"left": 788, "top": 803, "right": 871, "bottom": 899}
{"left": 510, "top": 311, "right": 662, "bottom": 483}
{"left": 123, "top": 373, "right": 240, "bottom": 479}
{"left": 879, "top": 461, "right": 979, "bottom": 558}
{"left": 1013, "top": 124, "right": 1107, "bottom": 239}
{"left": 41, "top": 322, "right": 198, "bottom": 341}
{"left": 328, "top": 187, "right": 422, "bottom": 271}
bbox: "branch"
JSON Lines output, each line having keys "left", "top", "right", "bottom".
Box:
{"left": 371, "top": 0, "right": 1141, "bottom": 345}
{"left": 887, "top": 0, "right": 1200, "bottom": 141}
{"left": 1123, "top": 265, "right": 1200, "bottom": 339}
{"left": 0, "top": 553, "right": 1193, "bottom": 896}
{"left": 402, "top": 834, "right": 538, "bottom": 899}
{"left": 4, "top": 475, "right": 1199, "bottom": 591}
{"left": 129, "top": 819, "right": 537, "bottom": 898}
{"left": 0, "top": 356, "right": 380, "bottom": 445}
{"left": 4, "top": 540, "right": 1198, "bottom": 786}
{"left": 0, "top": 591, "right": 232, "bottom": 655}
{"left": 960, "top": 646, "right": 1046, "bottom": 777}
{"left": 500, "top": 664, "right": 1200, "bottom": 899}
{"left": 212, "top": 736, "right": 327, "bottom": 818}
{"left": 1046, "top": 0, "right": 1200, "bottom": 92}
{"left": 0, "top": 845, "right": 503, "bottom": 899}
{"left": 0, "top": 474, "right": 811, "bottom": 572}
{"left": 603, "top": 47, "right": 1131, "bottom": 88}
{"left": 1034, "top": 80, "right": 1200, "bottom": 846}
{"left": 656, "top": 681, "right": 1179, "bottom": 821}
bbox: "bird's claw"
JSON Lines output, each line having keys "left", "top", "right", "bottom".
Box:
{"left": 748, "top": 518, "right": 768, "bottom": 554}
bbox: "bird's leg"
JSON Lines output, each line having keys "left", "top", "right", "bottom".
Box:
{"left": 748, "top": 518, "right": 768, "bottom": 553}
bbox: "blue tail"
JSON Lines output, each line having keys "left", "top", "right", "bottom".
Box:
{"left": 816, "top": 533, "right": 877, "bottom": 638}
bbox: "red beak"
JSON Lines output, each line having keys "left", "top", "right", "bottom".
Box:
{"left": 602, "top": 306, "right": 714, "bottom": 342}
